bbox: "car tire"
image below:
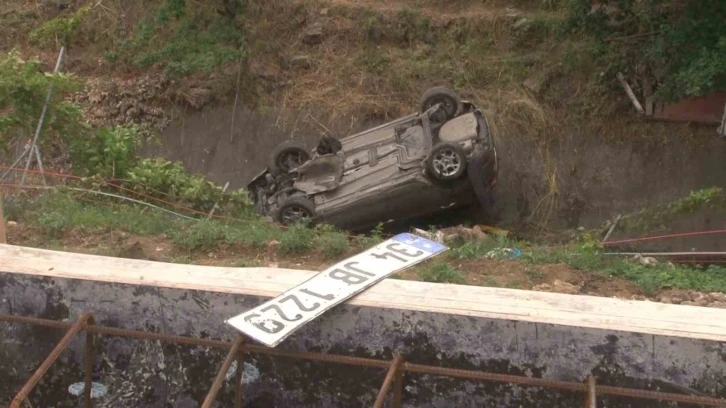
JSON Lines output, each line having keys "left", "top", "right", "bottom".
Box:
{"left": 271, "top": 141, "right": 310, "bottom": 174}
{"left": 276, "top": 196, "right": 316, "bottom": 225}
{"left": 420, "top": 87, "right": 459, "bottom": 123}
{"left": 427, "top": 143, "right": 467, "bottom": 181}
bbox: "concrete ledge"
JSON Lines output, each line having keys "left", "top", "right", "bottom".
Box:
{"left": 2, "top": 244, "right": 726, "bottom": 407}
{"left": 2, "top": 244, "right": 726, "bottom": 342}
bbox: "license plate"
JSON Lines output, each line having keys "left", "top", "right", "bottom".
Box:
{"left": 226, "top": 233, "right": 447, "bottom": 347}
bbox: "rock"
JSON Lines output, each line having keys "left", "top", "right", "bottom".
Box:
{"left": 534, "top": 280, "right": 580, "bottom": 295}
{"left": 680, "top": 301, "right": 695, "bottom": 306}
{"left": 320, "top": 7, "right": 329, "bottom": 16}
{"left": 266, "top": 240, "right": 280, "bottom": 248}
{"left": 692, "top": 293, "right": 711, "bottom": 303}
{"left": 709, "top": 292, "right": 726, "bottom": 302}
{"left": 7, "top": 221, "right": 17, "bottom": 227}
{"left": 631, "top": 295, "right": 647, "bottom": 301}
{"left": 633, "top": 254, "right": 658, "bottom": 266}
{"left": 552, "top": 280, "right": 581, "bottom": 295}
{"left": 118, "top": 241, "right": 147, "bottom": 260}
{"left": 268, "top": 262, "right": 279, "bottom": 268}
{"left": 472, "top": 225, "right": 488, "bottom": 242}
{"left": 693, "top": 300, "right": 710, "bottom": 307}
{"left": 303, "top": 23, "right": 324, "bottom": 45}
{"left": 658, "top": 296, "right": 673, "bottom": 304}
{"left": 710, "top": 301, "right": 726, "bottom": 309}
{"left": 290, "top": 55, "right": 313, "bottom": 69}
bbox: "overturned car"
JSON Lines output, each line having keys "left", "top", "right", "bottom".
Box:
{"left": 247, "top": 87, "right": 498, "bottom": 231}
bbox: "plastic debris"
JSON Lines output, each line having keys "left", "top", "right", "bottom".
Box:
{"left": 68, "top": 382, "right": 108, "bottom": 399}
{"left": 225, "top": 361, "right": 261, "bottom": 384}
{"left": 633, "top": 254, "right": 658, "bottom": 266}
{"left": 485, "top": 248, "right": 522, "bottom": 260}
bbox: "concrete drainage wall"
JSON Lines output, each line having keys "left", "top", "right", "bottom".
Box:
{"left": 1, "top": 271, "right": 725, "bottom": 407}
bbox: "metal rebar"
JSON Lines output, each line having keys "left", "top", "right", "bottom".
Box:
{"left": 202, "top": 336, "right": 245, "bottom": 408}
{"left": 585, "top": 375, "right": 596, "bottom": 408}
{"left": 373, "top": 355, "right": 404, "bottom": 408}
{"left": 9, "top": 312, "right": 92, "bottom": 408}
{"left": 84, "top": 316, "right": 96, "bottom": 408}
{"left": 234, "top": 349, "right": 245, "bottom": 408}
{"left": 392, "top": 362, "right": 403, "bottom": 408}
{"left": 597, "top": 385, "right": 726, "bottom": 407}
{"left": 405, "top": 362, "right": 586, "bottom": 392}
{"left": 2, "top": 313, "right": 726, "bottom": 407}
{"left": 245, "top": 344, "right": 390, "bottom": 369}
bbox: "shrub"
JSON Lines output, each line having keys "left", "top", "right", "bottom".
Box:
{"left": 70, "top": 125, "right": 143, "bottom": 179}
{"left": 280, "top": 223, "right": 316, "bottom": 254}
{"left": 315, "top": 225, "right": 350, "bottom": 259}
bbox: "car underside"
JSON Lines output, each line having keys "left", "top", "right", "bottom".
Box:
{"left": 247, "top": 87, "right": 498, "bottom": 232}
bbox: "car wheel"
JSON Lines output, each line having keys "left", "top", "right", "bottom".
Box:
{"left": 427, "top": 143, "right": 467, "bottom": 181}
{"left": 420, "top": 87, "right": 459, "bottom": 123}
{"left": 276, "top": 196, "right": 315, "bottom": 225}
{"left": 272, "top": 141, "right": 310, "bottom": 174}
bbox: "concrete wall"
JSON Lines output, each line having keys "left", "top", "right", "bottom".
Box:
{"left": 2, "top": 246, "right": 726, "bottom": 407}
{"left": 144, "top": 104, "right": 726, "bottom": 250}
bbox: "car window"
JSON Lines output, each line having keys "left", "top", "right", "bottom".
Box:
{"left": 398, "top": 125, "right": 425, "bottom": 158}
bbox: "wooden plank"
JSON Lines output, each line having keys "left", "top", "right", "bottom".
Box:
{"left": 1, "top": 244, "right": 726, "bottom": 341}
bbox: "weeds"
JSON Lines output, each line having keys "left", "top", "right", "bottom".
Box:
{"left": 280, "top": 223, "right": 316, "bottom": 254}
{"left": 417, "top": 262, "right": 464, "bottom": 284}
{"left": 315, "top": 225, "right": 350, "bottom": 259}
{"left": 115, "top": 2, "right": 245, "bottom": 78}
{"left": 236, "top": 258, "right": 261, "bottom": 267}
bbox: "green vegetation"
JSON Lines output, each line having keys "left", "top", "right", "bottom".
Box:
{"left": 565, "top": 0, "right": 726, "bottom": 102}
{"left": 112, "top": 0, "right": 245, "bottom": 78}
{"left": 418, "top": 262, "right": 464, "bottom": 284}
{"left": 29, "top": 6, "right": 92, "bottom": 47}
{"left": 315, "top": 224, "right": 350, "bottom": 259}
{"left": 0, "top": 51, "right": 85, "bottom": 150}
{"left": 616, "top": 187, "right": 726, "bottom": 232}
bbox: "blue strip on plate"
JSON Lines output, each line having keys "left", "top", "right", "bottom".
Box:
{"left": 392, "top": 233, "right": 447, "bottom": 254}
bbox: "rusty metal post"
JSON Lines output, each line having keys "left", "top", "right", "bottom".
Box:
{"left": 234, "top": 348, "right": 245, "bottom": 408}
{"left": 585, "top": 375, "right": 596, "bottom": 408}
{"left": 392, "top": 356, "right": 404, "bottom": 408}
{"left": 84, "top": 315, "right": 96, "bottom": 408}
{"left": 10, "top": 312, "right": 93, "bottom": 408}
{"left": 201, "top": 336, "right": 245, "bottom": 408}
{"left": 373, "top": 354, "right": 404, "bottom": 408}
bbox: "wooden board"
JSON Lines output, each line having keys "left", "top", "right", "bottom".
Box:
{"left": 2, "top": 244, "right": 726, "bottom": 342}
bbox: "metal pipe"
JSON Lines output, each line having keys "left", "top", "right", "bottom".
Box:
{"left": 603, "top": 252, "right": 726, "bottom": 257}
{"left": 373, "top": 355, "right": 404, "bottom": 408}
{"left": 201, "top": 336, "right": 245, "bottom": 408}
{"left": 9, "top": 312, "right": 92, "bottom": 408}
{"left": 84, "top": 316, "right": 96, "bottom": 408}
{"left": 585, "top": 375, "right": 596, "bottom": 408}
{"left": 20, "top": 46, "right": 65, "bottom": 188}
{"left": 234, "top": 350, "right": 245, "bottom": 408}
{"left": 392, "top": 364, "right": 404, "bottom": 408}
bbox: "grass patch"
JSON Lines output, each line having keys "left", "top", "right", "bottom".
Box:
{"left": 113, "top": 2, "right": 245, "bottom": 78}
{"left": 235, "top": 258, "right": 261, "bottom": 268}
{"left": 279, "top": 223, "right": 316, "bottom": 254}
{"left": 315, "top": 225, "right": 350, "bottom": 259}
{"left": 417, "top": 262, "right": 464, "bottom": 284}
